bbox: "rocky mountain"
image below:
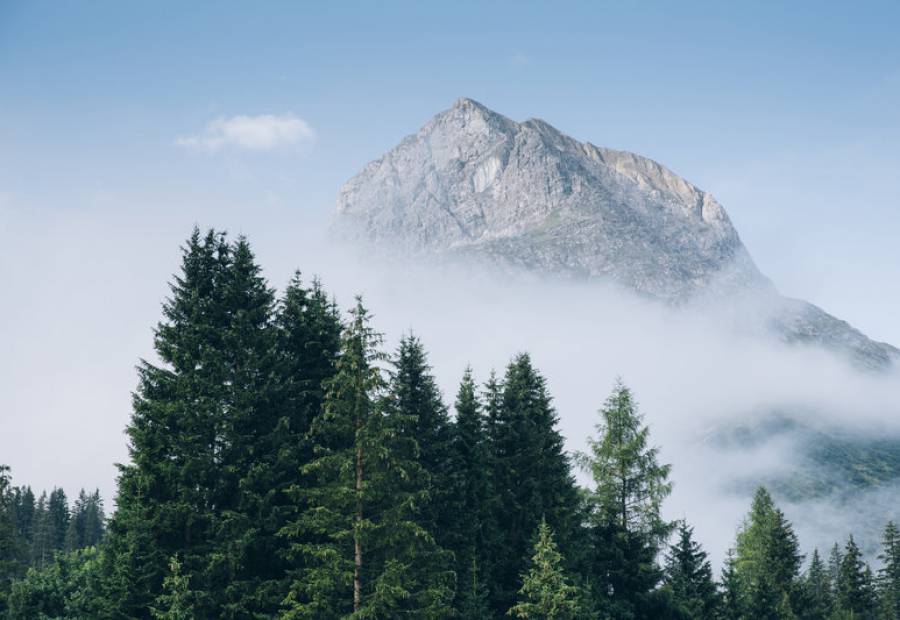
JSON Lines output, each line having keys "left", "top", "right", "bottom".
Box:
{"left": 334, "top": 97, "right": 898, "bottom": 369}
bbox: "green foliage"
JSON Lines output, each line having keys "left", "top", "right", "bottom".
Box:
{"left": 281, "top": 300, "right": 454, "bottom": 619}
{"left": 6, "top": 546, "right": 107, "bottom": 619}
{"left": 508, "top": 519, "right": 581, "bottom": 620}
{"left": 877, "top": 521, "right": 900, "bottom": 620}
{"left": 151, "top": 555, "right": 195, "bottom": 620}
{"left": 834, "top": 535, "right": 876, "bottom": 618}
{"left": 487, "top": 354, "right": 582, "bottom": 615}
{"left": 731, "top": 487, "right": 802, "bottom": 619}
{"left": 663, "top": 522, "right": 719, "bottom": 619}
{"left": 447, "top": 368, "right": 494, "bottom": 618}
{"left": 799, "top": 548, "right": 833, "bottom": 620}
{"left": 577, "top": 380, "right": 673, "bottom": 619}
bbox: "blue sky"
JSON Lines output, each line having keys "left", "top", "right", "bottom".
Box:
{"left": 2, "top": 1, "right": 900, "bottom": 496}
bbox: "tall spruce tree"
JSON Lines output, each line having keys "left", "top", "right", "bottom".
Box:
{"left": 65, "top": 489, "right": 105, "bottom": 552}
{"left": 487, "top": 354, "right": 582, "bottom": 616}
{"left": 104, "top": 229, "right": 232, "bottom": 617}
{"left": 577, "top": 380, "right": 673, "bottom": 619}
{"left": 103, "top": 229, "right": 284, "bottom": 618}
{"left": 447, "top": 368, "right": 493, "bottom": 619}
{"left": 801, "top": 548, "right": 833, "bottom": 620}
{"left": 0, "top": 465, "right": 26, "bottom": 613}
{"left": 720, "top": 549, "right": 742, "bottom": 620}
{"left": 387, "top": 335, "right": 454, "bottom": 546}
{"left": 508, "top": 519, "right": 581, "bottom": 620}
{"left": 835, "top": 535, "right": 876, "bottom": 618}
{"left": 663, "top": 522, "right": 719, "bottom": 619}
{"left": 878, "top": 521, "right": 900, "bottom": 620}
{"left": 281, "top": 299, "right": 454, "bottom": 619}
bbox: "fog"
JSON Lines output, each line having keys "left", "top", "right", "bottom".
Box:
{"left": 303, "top": 232, "right": 900, "bottom": 566}
{"left": 2, "top": 208, "right": 899, "bottom": 569}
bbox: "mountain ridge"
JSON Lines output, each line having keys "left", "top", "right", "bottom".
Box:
{"left": 334, "top": 97, "right": 899, "bottom": 369}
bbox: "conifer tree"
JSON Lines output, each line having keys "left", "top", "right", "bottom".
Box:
{"left": 487, "top": 354, "right": 582, "bottom": 615}
{"left": 801, "top": 548, "right": 833, "bottom": 620}
{"left": 508, "top": 519, "right": 581, "bottom": 620}
{"left": 577, "top": 380, "right": 673, "bottom": 618}
{"left": 828, "top": 543, "right": 844, "bottom": 605}
{"left": 447, "top": 367, "right": 493, "bottom": 618}
{"left": 0, "top": 465, "right": 26, "bottom": 613}
{"left": 152, "top": 555, "right": 196, "bottom": 620}
{"left": 65, "top": 489, "right": 105, "bottom": 552}
{"left": 104, "top": 228, "right": 238, "bottom": 617}
{"left": 878, "top": 521, "right": 900, "bottom": 620}
{"left": 720, "top": 549, "right": 742, "bottom": 620}
{"left": 832, "top": 535, "right": 877, "bottom": 619}
{"left": 663, "top": 522, "right": 719, "bottom": 619}
{"left": 387, "top": 335, "right": 454, "bottom": 543}
{"left": 281, "top": 299, "right": 453, "bottom": 619}
{"left": 732, "top": 488, "right": 801, "bottom": 620}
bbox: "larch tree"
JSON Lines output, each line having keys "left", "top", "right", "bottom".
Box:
{"left": 577, "top": 380, "right": 673, "bottom": 619}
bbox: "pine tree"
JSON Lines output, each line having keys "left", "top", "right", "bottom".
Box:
{"left": 65, "top": 489, "right": 106, "bottom": 552}
{"left": 828, "top": 543, "right": 844, "bottom": 606}
{"left": 732, "top": 488, "right": 801, "bottom": 620}
{"left": 720, "top": 548, "right": 742, "bottom": 620}
{"left": 801, "top": 548, "right": 833, "bottom": 620}
{"left": 577, "top": 380, "right": 673, "bottom": 619}
{"left": 387, "top": 335, "right": 454, "bottom": 544}
{"left": 487, "top": 354, "right": 582, "bottom": 615}
{"left": 104, "top": 228, "right": 239, "bottom": 617}
{"left": 152, "top": 555, "right": 196, "bottom": 620}
{"left": 835, "top": 535, "right": 876, "bottom": 618}
{"left": 447, "top": 367, "right": 493, "bottom": 619}
{"left": 663, "top": 522, "right": 719, "bottom": 619}
{"left": 0, "top": 465, "right": 26, "bottom": 613}
{"left": 281, "top": 299, "right": 454, "bottom": 619}
{"left": 508, "top": 519, "right": 581, "bottom": 620}
{"left": 877, "top": 522, "right": 900, "bottom": 620}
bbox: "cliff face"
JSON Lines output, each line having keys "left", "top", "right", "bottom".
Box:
{"left": 334, "top": 98, "right": 898, "bottom": 369}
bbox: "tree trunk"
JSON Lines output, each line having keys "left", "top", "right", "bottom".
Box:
{"left": 354, "top": 425, "right": 364, "bottom": 612}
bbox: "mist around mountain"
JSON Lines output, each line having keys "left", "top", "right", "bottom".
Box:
{"left": 331, "top": 98, "right": 900, "bottom": 557}
{"left": 335, "top": 97, "right": 898, "bottom": 370}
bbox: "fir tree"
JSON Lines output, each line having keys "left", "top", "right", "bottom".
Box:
{"left": 281, "top": 299, "right": 454, "bottom": 619}
{"left": 835, "top": 535, "right": 876, "bottom": 618}
{"left": 877, "top": 521, "right": 900, "bottom": 620}
{"left": 487, "top": 354, "right": 582, "bottom": 615}
{"left": 801, "top": 548, "right": 833, "bottom": 620}
{"left": 720, "top": 549, "right": 742, "bottom": 620}
{"left": 387, "top": 335, "right": 454, "bottom": 544}
{"left": 663, "top": 522, "right": 719, "bottom": 619}
{"left": 104, "top": 228, "right": 238, "bottom": 617}
{"left": 447, "top": 367, "right": 494, "bottom": 618}
{"left": 508, "top": 519, "right": 581, "bottom": 620}
{"left": 0, "top": 465, "right": 26, "bottom": 613}
{"left": 152, "top": 555, "right": 196, "bottom": 620}
{"left": 577, "top": 380, "right": 673, "bottom": 619}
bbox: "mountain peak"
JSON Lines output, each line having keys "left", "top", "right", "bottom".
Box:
{"left": 332, "top": 100, "right": 898, "bottom": 368}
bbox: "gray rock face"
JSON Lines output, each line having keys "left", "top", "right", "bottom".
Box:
{"left": 334, "top": 98, "right": 898, "bottom": 368}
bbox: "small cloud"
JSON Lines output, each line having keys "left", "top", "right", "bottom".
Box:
{"left": 511, "top": 52, "right": 530, "bottom": 66}
{"left": 176, "top": 113, "right": 315, "bottom": 153}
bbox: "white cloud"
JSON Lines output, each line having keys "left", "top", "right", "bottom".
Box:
{"left": 176, "top": 113, "right": 315, "bottom": 153}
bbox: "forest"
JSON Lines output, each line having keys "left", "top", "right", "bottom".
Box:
{"left": 0, "top": 229, "right": 898, "bottom": 619}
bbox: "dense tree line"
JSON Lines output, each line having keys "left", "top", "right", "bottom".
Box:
{"left": 1, "top": 229, "right": 898, "bottom": 619}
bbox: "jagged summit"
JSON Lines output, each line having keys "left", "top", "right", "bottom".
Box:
{"left": 333, "top": 98, "right": 898, "bottom": 368}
